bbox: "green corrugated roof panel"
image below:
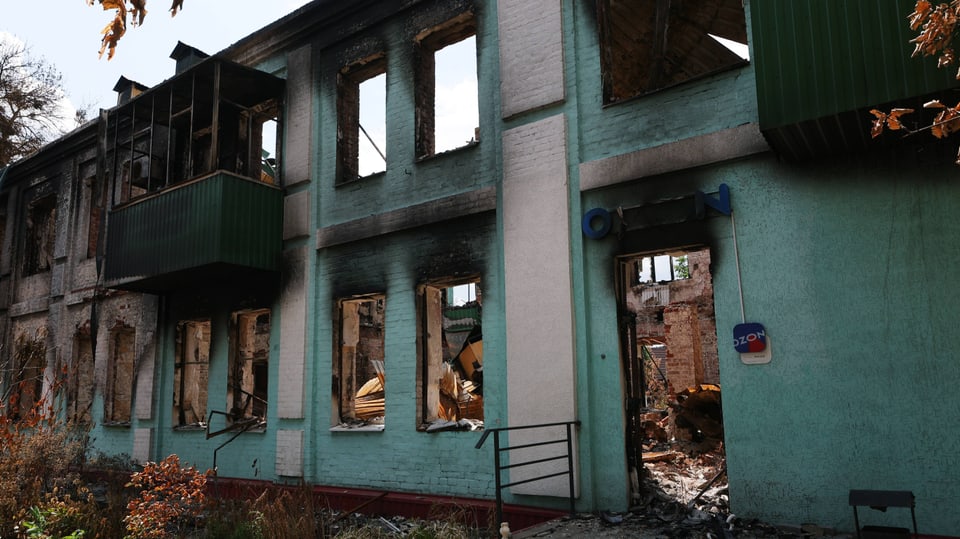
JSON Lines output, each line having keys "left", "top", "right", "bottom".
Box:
{"left": 752, "top": 0, "right": 960, "bottom": 131}
{"left": 104, "top": 171, "right": 282, "bottom": 291}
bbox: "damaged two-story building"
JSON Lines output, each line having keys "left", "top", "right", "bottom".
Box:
{"left": 2, "top": 0, "right": 959, "bottom": 535}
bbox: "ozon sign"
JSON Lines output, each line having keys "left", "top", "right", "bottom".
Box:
{"left": 733, "top": 322, "right": 766, "bottom": 353}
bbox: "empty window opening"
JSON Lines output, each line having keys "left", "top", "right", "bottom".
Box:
{"left": 334, "top": 295, "right": 386, "bottom": 428}
{"left": 635, "top": 253, "right": 690, "bottom": 285}
{"left": 597, "top": 0, "right": 748, "bottom": 103}
{"left": 23, "top": 194, "right": 56, "bottom": 276}
{"left": 67, "top": 331, "right": 95, "bottom": 424}
{"left": 260, "top": 119, "right": 279, "bottom": 185}
{"left": 9, "top": 329, "right": 47, "bottom": 420}
{"left": 616, "top": 246, "right": 724, "bottom": 508}
{"left": 173, "top": 320, "right": 211, "bottom": 428}
{"left": 228, "top": 309, "right": 270, "bottom": 426}
{"left": 418, "top": 279, "right": 483, "bottom": 431}
{"left": 337, "top": 55, "right": 387, "bottom": 184}
{"left": 105, "top": 325, "right": 135, "bottom": 424}
{"left": 80, "top": 158, "right": 103, "bottom": 260}
{"left": 416, "top": 15, "right": 478, "bottom": 159}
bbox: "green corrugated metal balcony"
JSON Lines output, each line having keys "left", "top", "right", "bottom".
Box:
{"left": 751, "top": 0, "right": 960, "bottom": 160}
{"left": 104, "top": 171, "right": 282, "bottom": 292}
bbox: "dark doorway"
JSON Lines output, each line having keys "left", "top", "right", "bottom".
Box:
{"left": 616, "top": 246, "right": 727, "bottom": 509}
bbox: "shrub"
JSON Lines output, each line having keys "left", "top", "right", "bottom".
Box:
{"left": 123, "top": 455, "right": 207, "bottom": 538}
{"left": 0, "top": 330, "right": 89, "bottom": 534}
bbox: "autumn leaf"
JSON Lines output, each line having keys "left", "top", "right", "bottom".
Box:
{"left": 130, "top": 0, "right": 147, "bottom": 26}
{"left": 909, "top": 0, "right": 933, "bottom": 31}
{"left": 170, "top": 0, "right": 184, "bottom": 16}
{"left": 98, "top": 12, "right": 126, "bottom": 60}
{"left": 869, "top": 108, "right": 914, "bottom": 137}
{"left": 931, "top": 104, "right": 960, "bottom": 138}
{"left": 887, "top": 108, "right": 914, "bottom": 130}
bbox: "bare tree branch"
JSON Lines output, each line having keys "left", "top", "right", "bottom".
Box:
{"left": 0, "top": 37, "right": 68, "bottom": 166}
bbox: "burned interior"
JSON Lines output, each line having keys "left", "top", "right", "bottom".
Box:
{"left": 22, "top": 193, "right": 56, "bottom": 277}
{"left": 417, "top": 278, "right": 483, "bottom": 431}
{"left": 334, "top": 295, "right": 386, "bottom": 428}
{"left": 618, "top": 247, "right": 726, "bottom": 510}
{"left": 173, "top": 319, "right": 211, "bottom": 428}
{"left": 596, "top": 0, "right": 748, "bottom": 103}
{"left": 67, "top": 330, "right": 95, "bottom": 425}
{"left": 105, "top": 324, "right": 135, "bottom": 425}
{"left": 228, "top": 309, "right": 271, "bottom": 428}
{"left": 9, "top": 329, "right": 46, "bottom": 420}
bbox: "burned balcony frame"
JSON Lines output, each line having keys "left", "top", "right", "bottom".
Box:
{"left": 101, "top": 59, "right": 284, "bottom": 206}
{"left": 100, "top": 59, "right": 285, "bottom": 292}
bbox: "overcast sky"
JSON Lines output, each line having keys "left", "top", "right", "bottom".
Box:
{"left": 2, "top": 1, "right": 479, "bottom": 170}
{"left": 2, "top": 0, "right": 312, "bottom": 116}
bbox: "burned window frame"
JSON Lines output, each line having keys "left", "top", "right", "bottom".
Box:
{"left": 332, "top": 294, "right": 386, "bottom": 429}
{"left": 79, "top": 159, "right": 104, "bottom": 260}
{"left": 173, "top": 319, "right": 211, "bottom": 429}
{"left": 336, "top": 54, "right": 387, "bottom": 186}
{"left": 227, "top": 309, "right": 270, "bottom": 428}
{"left": 8, "top": 329, "right": 47, "bottom": 420}
{"left": 104, "top": 324, "right": 135, "bottom": 425}
{"left": 22, "top": 193, "right": 57, "bottom": 276}
{"left": 66, "top": 329, "right": 95, "bottom": 425}
{"left": 596, "top": 0, "right": 749, "bottom": 104}
{"left": 414, "top": 12, "right": 479, "bottom": 160}
{"left": 416, "top": 278, "right": 483, "bottom": 432}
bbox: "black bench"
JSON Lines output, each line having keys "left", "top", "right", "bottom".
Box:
{"left": 848, "top": 490, "right": 917, "bottom": 539}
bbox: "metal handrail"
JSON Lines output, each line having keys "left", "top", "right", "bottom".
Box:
{"left": 475, "top": 420, "right": 580, "bottom": 526}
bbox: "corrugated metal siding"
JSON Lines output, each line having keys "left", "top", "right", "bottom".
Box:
{"left": 104, "top": 172, "right": 281, "bottom": 287}
{"left": 752, "top": 0, "right": 960, "bottom": 130}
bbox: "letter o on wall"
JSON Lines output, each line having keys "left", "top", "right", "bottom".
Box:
{"left": 582, "top": 208, "right": 612, "bottom": 239}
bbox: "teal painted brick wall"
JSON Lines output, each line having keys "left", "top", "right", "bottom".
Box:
{"left": 568, "top": 0, "right": 759, "bottom": 168}
{"left": 149, "top": 288, "right": 284, "bottom": 479}
{"left": 553, "top": 0, "right": 762, "bottom": 513}
{"left": 578, "top": 150, "right": 960, "bottom": 535}
{"left": 310, "top": 213, "right": 501, "bottom": 498}
{"left": 314, "top": 1, "right": 500, "bottom": 230}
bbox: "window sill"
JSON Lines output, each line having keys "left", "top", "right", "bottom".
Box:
{"left": 416, "top": 140, "right": 479, "bottom": 163}
{"left": 419, "top": 419, "right": 484, "bottom": 433}
{"left": 336, "top": 170, "right": 385, "bottom": 188}
{"left": 173, "top": 424, "right": 206, "bottom": 432}
{"left": 330, "top": 423, "right": 384, "bottom": 433}
{"left": 103, "top": 421, "right": 131, "bottom": 428}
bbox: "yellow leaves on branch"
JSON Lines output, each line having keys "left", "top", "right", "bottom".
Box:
{"left": 87, "top": 0, "right": 185, "bottom": 59}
